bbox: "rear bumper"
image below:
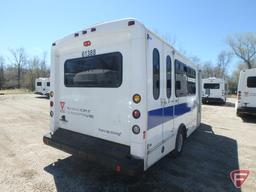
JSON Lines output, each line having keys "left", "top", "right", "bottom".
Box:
{"left": 43, "top": 128, "right": 144, "bottom": 175}
{"left": 237, "top": 107, "right": 256, "bottom": 115}
{"left": 202, "top": 97, "right": 225, "bottom": 103}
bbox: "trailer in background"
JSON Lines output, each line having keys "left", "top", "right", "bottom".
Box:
{"left": 35, "top": 77, "right": 50, "bottom": 96}
{"left": 202, "top": 77, "right": 226, "bottom": 104}
{"left": 236, "top": 68, "right": 256, "bottom": 117}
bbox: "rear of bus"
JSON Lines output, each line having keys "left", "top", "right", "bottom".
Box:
{"left": 202, "top": 78, "right": 225, "bottom": 104}
{"left": 237, "top": 68, "right": 256, "bottom": 116}
{"left": 43, "top": 19, "right": 147, "bottom": 175}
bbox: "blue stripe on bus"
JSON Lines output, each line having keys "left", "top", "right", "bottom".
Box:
{"left": 147, "top": 103, "right": 194, "bottom": 130}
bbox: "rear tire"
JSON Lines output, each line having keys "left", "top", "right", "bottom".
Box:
{"left": 172, "top": 128, "right": 185, "bottom": 158}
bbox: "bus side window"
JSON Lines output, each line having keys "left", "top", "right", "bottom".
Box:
{"left": 175, "top": 60, "right": 188, "bottom": 97}
{"left": 166, "top": 55, "right": 172, "bottom": 98}
{"left": 187, "top": 67, "right": 196, "bottom": 95}
{"left": 153, "top": 48, "right": 160, "bottom": 100}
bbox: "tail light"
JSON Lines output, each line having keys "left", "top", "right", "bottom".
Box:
{"left": 49, "top": 91, "right": 54, "bottom": 97}
{"left": 237, "top": 91, "right": 241, "bottom": 100}
{"left": 83, "top": 41, "right": 91, "bottom": 47}
{"left": 133, "top": 94, "right": 141, "bottom": 104}
{"left": 115, "top": 164, "right": 121, "bottom": 172}
{"left": 132, "top": 125, "right": 140, "bottom": 134}
{"left": 132, "top": 110, "right": 140, "bottom": 119}
{"left": 50, "top": 101, "right": 54, "bottom": 107}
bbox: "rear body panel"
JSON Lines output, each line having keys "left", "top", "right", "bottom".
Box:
{"left": 46, "top": 19, "right": 201, "bottom": 173}
{"left": 35, "top": 78, "right": 50, "bottom": 95}
{"left": 202, "top": 78, "right": 226, "bottom": 103}
{"left": 50, "top": 19, "right": 147, "bottom": 159}
{"left": 237, "top": 68, "right": 256, "bottom": 115}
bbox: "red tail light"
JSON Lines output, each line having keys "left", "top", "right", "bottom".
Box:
{"left": 132, "top": 110, "right": 141, "bottom": 119}
{"left": 115, "top": 164, "right": 121, "bottom": 172}
{"left": 83, "top": 41, "right": 91, "bottom": 47}
{"left": 237, "top": 91, "right": 241, "bottom": 100}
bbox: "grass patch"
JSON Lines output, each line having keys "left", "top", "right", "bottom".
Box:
{"left": 0, "top": 88, "right": 33, "bottom": 95}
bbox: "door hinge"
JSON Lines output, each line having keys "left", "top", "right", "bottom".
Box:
{"left": 147, "top": 34, "right": 152, "bottom": 40}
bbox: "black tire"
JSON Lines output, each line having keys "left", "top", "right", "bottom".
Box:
{"left": 172, "top": 128, "right": 185, "bottom": 158}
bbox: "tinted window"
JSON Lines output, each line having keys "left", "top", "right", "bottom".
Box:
{"left": 166, "top": 55, "right": 172, "bottom": 98}
{"left": 47, "top": 82, "right": 50, "bottom": 87}
{"left": 175, "top": 60, "right": 187, "bottom": 97}
{"left": 247, "top": 76, "right": 256, "bottom": 88}
{"left": 64, "top": 52, "right": 122, "bottom": 87}
{"left": 187, "top": 67, "right": 196, "bottom": 95}
{"left": 37, "top": 82, "right": 42, "bottom": 86}
{"left": 204, "top": 83, "right": 220, "bottom": 89}
{"left": 153, "top": 48, "right": 160, "bottom": 100}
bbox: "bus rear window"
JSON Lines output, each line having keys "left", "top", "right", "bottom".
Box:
{"left": 64, "top": 52, "right": 122, "bottom": 87}
{"left": 247, "top": 76, "right": 256, "bottom": 88}
{"left": 204, "top": 83, "right": 220, "bottom": 89}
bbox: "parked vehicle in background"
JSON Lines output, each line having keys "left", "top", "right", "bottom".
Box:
{"left": 202, "top": 77, "right": 226, "bottom": 104}
{"left": 35, "top": 77, "right": 50, "bottom": 96}
{"left": 236, "top": 68, "right": 256, "bottom": 117}
{"left": 43, "top": 18, "right": 202, "bottom": 175}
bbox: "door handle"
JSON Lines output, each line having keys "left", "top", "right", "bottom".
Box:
{"left": 160, "top": 98, "right": 167, "bottom": 105}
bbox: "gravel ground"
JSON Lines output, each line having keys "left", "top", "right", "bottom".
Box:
{"left": 0, "top": 94, "right": 255, "bottom": 192}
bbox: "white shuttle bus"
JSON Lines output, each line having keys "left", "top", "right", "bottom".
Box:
{"left": 35, "top": 77, "right": 50, "bottom": 96}
{"left": 236, "top": 68, "right": 256, "bottom": 116}
{"left": 43, "top": 19, "right": 201, "bottom": 175}
{"left": 202, "top": 77, "right": 226, "bottom": 104}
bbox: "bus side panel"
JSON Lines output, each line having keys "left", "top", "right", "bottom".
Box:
{"left": 50, "top": 48, "right": 60, "bottom": 133}
{"left": 129, "top": 32, "right": 147, "bottom": 160}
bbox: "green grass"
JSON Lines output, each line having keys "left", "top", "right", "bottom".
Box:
{"left": 227, "top": 94, "right": 237, "bottom": 98}
{"left": 0, "top": 88, "right": 33, "bottom": 95}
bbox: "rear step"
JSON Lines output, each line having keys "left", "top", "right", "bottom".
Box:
{"left": 43, "top": 128, "right": 143, "bottom": 175}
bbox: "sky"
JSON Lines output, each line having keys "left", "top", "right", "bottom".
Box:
{"left": 0, "top": 0, "right": 256, "bottom": 73}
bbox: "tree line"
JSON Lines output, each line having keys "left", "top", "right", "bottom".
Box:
{"left": 191, "top": 33, "right": 256, "bottom": 94}
{"left": 0, "top": 33, "right": 255, "bottom": 93}
{"left": 0, "top": 48, "right": 49, "bottom": 90}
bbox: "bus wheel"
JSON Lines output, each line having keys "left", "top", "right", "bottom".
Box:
{"left": 172, "top": 127, "right": 185, "bottom": 158}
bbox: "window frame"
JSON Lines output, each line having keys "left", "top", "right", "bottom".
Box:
{"left": 153, "top": 48, "right": 160, "bottom": 100}
{"left": 166, "top": 55, "right": 172, "bottom": 98}
{"left": 203, "top": 83, "right": 220, "bottom": 89}
{"left": 247, "top": 76, "right": 256, "bottom": 88}
{"left": 175, "top": 59, "right": 188, "bottom": 97}
{"left": 64, "top": 52, "right": 123, "bottom": 88}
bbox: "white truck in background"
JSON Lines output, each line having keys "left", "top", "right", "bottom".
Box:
{"left": 202, "top": 77, "right": 226, "bottom": 104}
{"left": 236, "top": 68, "right": 256, "bottom": 117}
{"left": 35, "top": 77, "right": 50, "bottom": 96}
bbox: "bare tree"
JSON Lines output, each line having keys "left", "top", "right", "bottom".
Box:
{"left": 215, "top": 50, "right": 232, "bottom": 78}
{"left": 9, "top": 48, "right": 27, "bottom": 88}
{"left": 201, "top": 61, "right": 215, "bottom": 78}
{"left": 0, "top": 56, "right": 4, "bottom": 89}
{"left": 227, "top": 33, "right": 256, "bottom": 69}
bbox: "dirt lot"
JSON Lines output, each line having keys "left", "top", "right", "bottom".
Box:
{"left": 0, "top": 94, "right": 255, "bottom": 192}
